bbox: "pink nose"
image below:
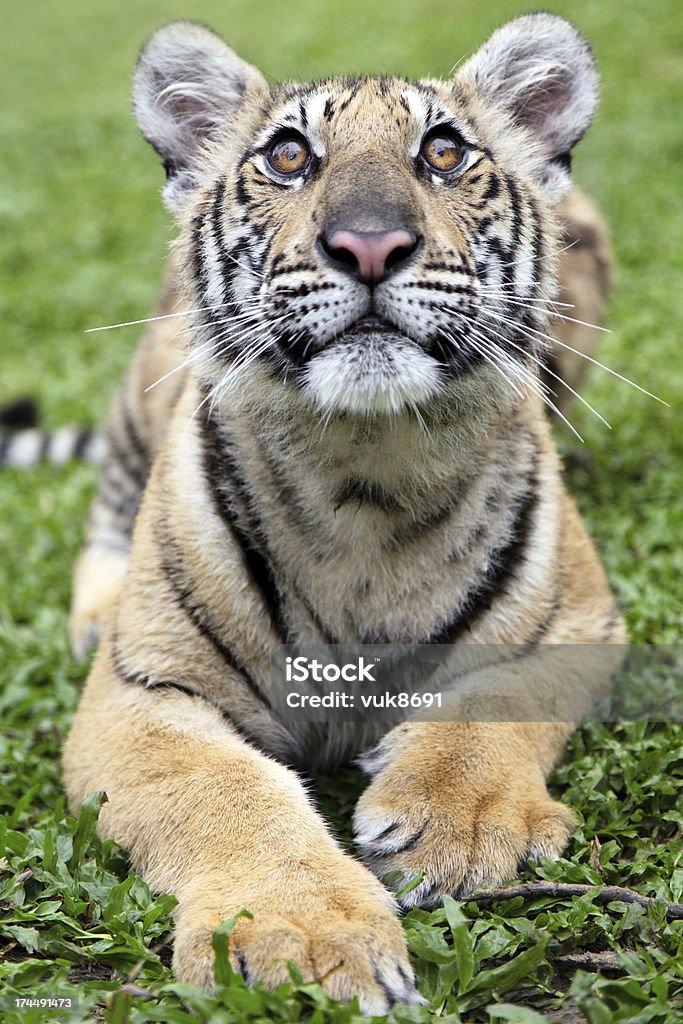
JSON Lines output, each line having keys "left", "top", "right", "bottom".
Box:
{"left": 323, "top": 229, "right": 418, "bottom": 284}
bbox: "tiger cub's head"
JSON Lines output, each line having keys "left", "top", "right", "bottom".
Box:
{"left": 134, "top": 14, "right": 598, "bottom": 418}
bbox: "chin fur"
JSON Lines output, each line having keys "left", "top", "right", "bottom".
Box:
{"left": 300, "top": 334, "right": 444, "bottom": 415}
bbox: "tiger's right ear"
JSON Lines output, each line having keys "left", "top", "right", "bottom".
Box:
{"left": 133, "top": 21, "right": 267, "bottom": 213}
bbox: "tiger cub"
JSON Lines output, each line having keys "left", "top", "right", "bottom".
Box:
{"left": 63, "top": 14, "right": 623, "bottom": 1013}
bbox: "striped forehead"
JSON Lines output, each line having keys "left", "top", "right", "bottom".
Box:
{"left": 254, "top": 79, "right": 458, "bottom": 155}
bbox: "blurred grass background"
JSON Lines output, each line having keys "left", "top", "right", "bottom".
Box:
{"left": 0, "top": 1, "right": 682, "bottom": 1020}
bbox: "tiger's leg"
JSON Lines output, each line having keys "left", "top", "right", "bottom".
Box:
{"left": 352, "top": 649, "right": 621, "bottom": 905}
{"left": 354, "top": 715, "right": 577, "bottom": 906}
{"left": 353, "top": 508, "right": 624, "bottom": 905}
{"left": 63, "top": 646, "right": 420, "bottom": 1013}
{"left": 69, "top": 378, "right": 147, "bottom": 659}
{"left": 70, "top": 282, "right": 186, "bottom": 658}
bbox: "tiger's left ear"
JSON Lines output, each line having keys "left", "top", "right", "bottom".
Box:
{"left": 456, "top": 13, "right": 599, "bottom": 198}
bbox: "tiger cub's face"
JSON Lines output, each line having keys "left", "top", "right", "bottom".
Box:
{"left": 134, "top": 15, "right": 598, "bottom": 418}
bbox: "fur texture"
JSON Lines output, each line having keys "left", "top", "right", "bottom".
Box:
{"left": 64, "top": 14, "right": 624, "bottom": 1013}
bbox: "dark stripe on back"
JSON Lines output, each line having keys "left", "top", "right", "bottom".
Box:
{"left": 107, "top": 431, "right": 147, "bottom": 490}
{"left": 122, "top": 403, "right": 148, "bottom": 464}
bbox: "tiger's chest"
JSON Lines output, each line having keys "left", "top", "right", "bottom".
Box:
{"left": 213, "top": 417, "right": 541, "bottom": 648}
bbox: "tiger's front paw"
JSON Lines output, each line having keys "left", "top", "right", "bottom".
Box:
{"left": 353, "top": 725, "right": 576, "bottom": 907}
{"left": 173, "top": 858, "right": 424, "bottom": 1015}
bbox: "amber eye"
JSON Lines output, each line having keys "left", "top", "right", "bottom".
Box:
{"left": 266, "top": 134, "right": 311, "bottom": 176}
{"left": 420, "top": 129, "right": 465, "bottom": 173}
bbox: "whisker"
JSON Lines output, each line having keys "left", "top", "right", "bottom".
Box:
{"left": 469, "top": 330, "right": 547, "bottom": 399}
{"left": 207, "top": 337, "right": 277, "bottom": 411}
{"left": 477, "top": 291, "right": 576, "bottom": 310}
{"left": 85, "top": 284, "right": 293, "bottom": 334}
{"left": 486, "top": 302, "right": 613, "bottom": 345}
{"left": 457, "top": 333, "right": 526, "bottom": 400}
{"left": 445, "top": 310, "right": 585, "bottom": 441}
{"left": 219, "top": 250, "right": 267, "bottom": 281}
{"left": 186, "top": 337, "right": 275, "bottom": 429}
{"left": 469, "top": 314, "right": 611, "bottom": 429}
{"left": 143, "top": 341, "right": 218, "bottom": 393}
{"left": 144, "top": 312, "right": 290, "bottom": 393}
{"left": 144, "top": 326, "right": 252, "bottom": 393}
{"left": 543, "top": 309, "right": 609, "bottom": 334}
{"left": 174, "top": 312, "right": 262, "bottom": 341}
{"left": 407, "top": 398, "right": 431, "bottom": 438}
{"left": 473, "top": 333, "right": 585, "bottom": 443}
{"left": 85, "top": 303, "right": 236, "bottom": 333}
{"left": 464, "top": 321, "right": 554, "bottom": 394}
{"left": 437, "top": 308, "right": 532, "bottom": 401}
{"left": 493, "top": 237, "right": 579, "bottom": 271}
{"left": 478, "top": 307, "right": 668, "bottom": 405}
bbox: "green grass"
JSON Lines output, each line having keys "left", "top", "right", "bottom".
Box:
{"left": 1, "top": 0, "right": 682, "bottom": 1020}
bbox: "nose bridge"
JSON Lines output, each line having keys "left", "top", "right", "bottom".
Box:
{"left": 320, "top": 158, "right": 419, "bottom": 236}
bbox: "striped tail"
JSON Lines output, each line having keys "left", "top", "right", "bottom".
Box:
{"left": 0, "top": 398, "right": 106, "bottom": 468}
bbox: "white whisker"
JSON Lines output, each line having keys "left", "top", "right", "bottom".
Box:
{"left": 493, "top": 237, "right": 579, "bottom": 271}
{"left": 470, "top": 314, "right": 611, "bottom": 429}
{"left": 219, "top": 250, "right": 267, "bottom": 280}
{"left": 473, "top": 333, "right": 585, "bottom": 443}
{"left": 477, "top": 291, "right": 576, "bottom": 310}
{"left": 445, "top": 309, "right": 586, "bottom": 441}
{"left": 86, "top": 283, "right": 292, "bottom": 334}
{"left": 144, "top": 311, "right": 290, "bottom": 393}
{"left": 185, "top": 335, "right": 275, "bottom": 430}
{"left": 459, "top": 333, "right": 526, "bottom": 400}
{"left": 207, "top": 337, "right": 277, "bottom": 411}
{"left": 478, "top": 307, "right": 668, "bottom": 405}
{"left": 85, "top": 303, "right": 235, "bottom": 333}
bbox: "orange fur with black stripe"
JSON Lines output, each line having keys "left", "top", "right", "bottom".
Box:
{"left": 64, "top": 15, "right": 624, "bottom": 1013}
